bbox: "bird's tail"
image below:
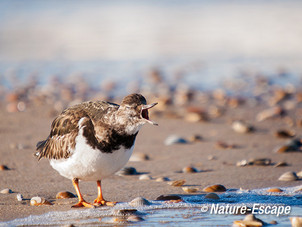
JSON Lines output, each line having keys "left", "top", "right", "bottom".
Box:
{"left": 35, "top": 138, "right": 48, "bottom": 160}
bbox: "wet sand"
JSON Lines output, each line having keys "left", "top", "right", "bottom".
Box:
{"left": 0, "top": 100, "right": 302, "bottom": 222}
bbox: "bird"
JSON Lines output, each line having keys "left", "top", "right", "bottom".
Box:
{"left": 35, "top": 93, "right": 158, "bottom": 208}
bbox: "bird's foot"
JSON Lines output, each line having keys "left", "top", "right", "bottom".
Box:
{"left": 93, "top": 198, "right": 117, "bottom": 206}
{"left": 72, "top": 200, "right": 95, "bottom": 208}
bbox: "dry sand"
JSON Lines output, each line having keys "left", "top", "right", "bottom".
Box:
{"left": 0, "top": 101, "right": 301, "bottom": 222}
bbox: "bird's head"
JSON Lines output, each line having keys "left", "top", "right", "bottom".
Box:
{"left": 117, "top": 94, "right": 158, "bottom": 134}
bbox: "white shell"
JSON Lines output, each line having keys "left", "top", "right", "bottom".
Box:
{"left": 164, "top": 135, "right": 188, "bottom": 146}
{"left": 0, "top": 188, "right": 12, "bottom": 194}
{"left": 278, "top": 171, "right": 298, "bottom": 181}
{"left": 139, "top": 174, "right": 152, "bottom": 180}
{"left": 232, "top": 121, "right": 252, "bottom": 133}
{"left": 129, "top": 197, "right": 150, "bottom": 207}
{"left": 16, "top": 193, "right": 23, "bottom": 201}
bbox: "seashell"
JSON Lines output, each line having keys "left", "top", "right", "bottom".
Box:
{"left": 0, "top": 165, "right": 9, "bottom": 171}
{"left": 1, "top": 188, "right": 13, "bottom": 194}
{"left": 182, "top": 166, "right": 198, "bottom": 173}
{"left": 278, "top": 171, "right": 298, "bottom": 181}
{"left": 129, "top": 197, "right": 150, "bottom": 207}
{"left": 156, "top": 195, "right": 182, "bottom": 201}
{"left": 139, "top": 174, "right": 152, "bottom": 180}
{"left": 216, "top": 141, "right": 237, "bottom": 149}
{"left": 164, "top": 135, "right": 188, "bottom": 146}
{"left": 16, "top": 193, "right": 23, "bottom": 201}
{"left": 155, "top": 177, "right": 170, "bottom": 182}
{"left": 30, "top": 196, "right": 52, "bottom": 206}
{"left": 182, "top": 187, "right": 198, "bottom": 193}
{"left": 205, "top": 193, "right": 220, "bottom": 200}
{"left": 274, "top": 145, "right": 293, "bottom": 153}
{"left": 294, "top": 187, "right": 302, "bottom": 192}
{"left": 187, "top": 134, "right": 203, "bottom": 143}
{"left": 289, "top": 217, "right": 302, "bottom": 227}
{"left": 297, "top": 171, "right": 302, "bottom": 179}
{"left": 129, "top": 153, "right": 150, "bottom": 162}
{"left": 249, "top": 158, "right": 271, "bottom": 166}
{"left": 232, "top": 121, "right": 253, "bottom": 133}
{"left": 267, "top": 188, "right": 283, "bottom": 193}
{"left": 243, "top": 214, "right": 264, "bottom": 225}
{"left": 116, "top": 167, "right": 137, "bottom": 176}
{"left": 203, "top": 184, "right": 226, "bottom": 192}
{"left": 274, "top": 129, "right": 295, "bottom": 138}
{"left": 127, "top": 215, "right": 144, "bottom": 222}
{"left": 236, "top": 160, "right": 248, "bottom": 167}
{"left": 56, "top": 191, "right": 76, "bottom": 199}
{"left": 273, "top": 162, "right": 288, "bottom": 167}
{"left": 168, "top": 180, "right": 186, "bottom": 187}
{"left": 208, "top": 155, "right": 217, "bottom": 160}
{"left": 113, "top": 209, "right": 137, "bottom": 216}
{"left": 256, "top": 106, "right": 285, "bottom": 122}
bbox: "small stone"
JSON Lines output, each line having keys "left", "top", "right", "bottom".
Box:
{"left": 155, "top": 177, "right": 170, "bottom": 182}
{"left": 205, "top": 193, "right": 220, "bottom": 200}
{"left": 232, "top": 120, "right": 253, "bottom": 133}
{"left": 129, "top": 153, "right": 150, "bottom": 162}
{"left": 116, "top": 167, "right": 137, "bottom": 176}
{"left": 269, "top": 220, "right": 278, "bottom": 225}
{"left": 236, "top": 159, "right": 248, "bottom": 167}
{"left": 0, "top": 165, "right": 9, "bottom": 171}
{"left": 156, "top": 195, "right": 182, "bottom": 201}
{"left": 182, "top": 166, "right": 198, "bottom": 173}
{"left": 127, "top": 215, "right": 144, "bottom": 222}
{"left": 139, "top": 174, "right": 152, "bottom": 180}
{"left": 216, "top": 141, "right": 237, "bottom": 149}
{"left": 275, "top": 145, "right": 293, "bottom": 153}
{"left": 164, "top": 135, "right": 188, "bottom": 146}
{"left": 274, "top": 129, "right": 295, "bottom": 138}
{"left": 297, "top": 171, "right": 302, "bottom": 178}
{"left": 113, "top": 209, "right": 137, "bottom": 216}
{"left": 182, "top": 187, "right": 198, "bottom": 193}
{"left": 207, "top": 155, "right": 216, "bottom": 160}
{"left": 187, "top": 134, "right": 203, "bottom": 143}
{"left": 278, "top": 171, "right": 298, "bottom": 181}
{"left": 56, "top": 191, "right": 76, "bottom": 199}
{"left": 202, "top": 184, "right": 226, "bottom": 192}
{"left": 168, "top": 180, "right": 186, "bottom": 187}
{"left": 233, "top": 214, "right": 264, "bottom": 227}
{"left": 267, "top": 188, "right": 283, "bottom": 193}
{"left": 1, "top": 188, "right": 13, "bottom": 194}
{"left": 256, "top": 106, "right": 284, "bottom": 122}
{"left": 249, "top": 158, "right": 271, "bottom": 166}
{"left": 273, "top": 162, "right": 288, "bottom": 167}
{"left": 129, "top": 197, "right": 150, "bottom": 207}
{"left": 243, "top": 214, "right": 264, "bottom": 225}
{"left": 16, "top": 193, "right": 23, "bottom": 201}
{"left": 30, "top": 196, "right": 52, "bottom": 206}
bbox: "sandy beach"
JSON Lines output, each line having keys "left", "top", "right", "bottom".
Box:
{"left": 1, "top": 93, "right": 301, "bottom": 222}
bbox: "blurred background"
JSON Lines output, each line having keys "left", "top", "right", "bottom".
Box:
{"left": 0, "top": 0, "right": 302, "bottom": 107}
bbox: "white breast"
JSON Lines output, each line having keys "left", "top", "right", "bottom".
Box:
{"left": 50, "top": 122, "right": 135, "bottom": 181}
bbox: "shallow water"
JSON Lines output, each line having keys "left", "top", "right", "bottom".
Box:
{"left": 1, "top": 185, "right": 301, "bottom": 226}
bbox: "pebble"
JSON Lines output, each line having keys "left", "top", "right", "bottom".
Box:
{"left": 113, "top": 209, "right": 137, "bottom": 216}
{"left": 127, "top": 215, "right": 144, "bottom": 222}
{"left": 156, "top": 195, "right": 182, "bottom": 201}
{"left": 182, "top": 166, "right": 198, "bottom": 173}
{"left": 0, "top": 165, "right": 9, "bottom": 171}
{"left": 202, "top": 184, "right": 226, "bottom": 192}
{"left": 129, "top": 153, "right": 150, "bottom": 162}
{"left": 182, "top": 187, "right": 198, "bottom": 193}
{"left": 129, "top": 197, "right": 150, "bottom": 207}
{"left": 116, "top": 167, "right": 137, "bottom": 176}
{"left": 155, "top": 177, "right": 170, "bottom": 182}
{"left": 187, "top": 134, "right": 203, "bottom": 143}
{"left": 232, "top": 120, "right": 253, "bottom": 133}
{"left": 278, "top": 171, "right": 298, "bottom": 181}
{"left": 233, "top": 214, "right": 264, "bottom": 227}
{"left": 56, "top": 191, "right": 76, "bottom": 199}
{"left": 273, "top": 162, "right": 288, "bottom": 167}
{"left": 274, "top": 129, "right": 295, "bottom": 139}
{"left": 164, "top": 135, "right": 188, "bottom": 145}
{"left": 208, "top": 155, "right": 217, "bottom": 160}
{"left": 289, "top": 217, "right": 302, "bottom": 227}
{"left": 168, "top": 180, "right": 186, "bottom": 187}
{"left": 267, "top": 188, "right": 283, "bottom": 193}
{"left": 205, "top": 193, "right": 220, "bottom": 200}
{"left": 256, "top": 106, "right": 284, "bottom": 122}
{"left": 297, "top": 171, "right": 302, "bottom": 178}
{"left": 0, "top": 188, "right": 13, "bottom": 194}
{"left": 139, "top": 174, "right": 152, "bottom": 180}
{"left": 249, "top": 158, "right": 271, "bottom": 166}
{"left": 236, "top": 159, "right": 249, "bottom": 167}
{"left": 16, "top": 193, "right": 23, "bottom": 201}
{"left": 216, "top": 141, "right": 237, "bottom": 149}
{"left": 30, "top": 196, "right": 52, "bottom": 206}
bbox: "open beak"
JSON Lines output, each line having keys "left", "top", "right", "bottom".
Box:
{"left": 141, "top": 103, "right": 158, "bottom": 125}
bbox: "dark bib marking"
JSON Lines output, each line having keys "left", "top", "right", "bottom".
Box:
{"left": 82, "top": 124, "right": 138, "bottom": 153}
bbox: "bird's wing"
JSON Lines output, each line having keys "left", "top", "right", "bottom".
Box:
{"left": 35, "top": 107, "right": 93, "bottom": 160}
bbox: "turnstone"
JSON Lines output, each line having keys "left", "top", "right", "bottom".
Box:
{"left": 35, "top": 93, "right": 157, "bottom": 207}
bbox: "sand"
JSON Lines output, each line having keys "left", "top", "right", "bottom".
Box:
{"left": 0, "top": 100, "right": 302, "bottom": 222}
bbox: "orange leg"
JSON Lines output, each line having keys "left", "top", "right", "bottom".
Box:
{"left": 71, "top": 178, "right": 94, "bottom": 208}
{"left": 93, "top": 180, "right": 117, "bottom": 206}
